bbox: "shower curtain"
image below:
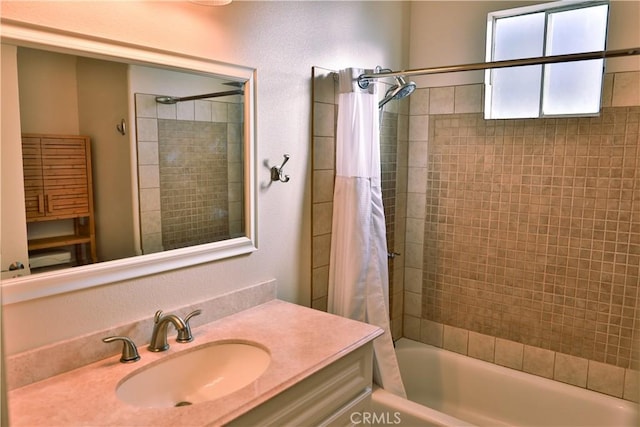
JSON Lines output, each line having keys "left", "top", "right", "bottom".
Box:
{"left": 327, "top": 68, "right": 406, "bottom": 398}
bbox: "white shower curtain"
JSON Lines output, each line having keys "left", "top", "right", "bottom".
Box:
{"left": 327, "top": 68, "right": 406, "bottom": 398}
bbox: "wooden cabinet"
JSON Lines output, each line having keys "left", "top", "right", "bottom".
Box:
{"left": 22, "top": 134, "right": 97, "bottom": 266}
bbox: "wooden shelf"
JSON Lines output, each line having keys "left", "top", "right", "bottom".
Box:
{"left": 27, "top": 233, "right": 92, "bottom": 251}
{"left": 22, "top": 134, "right": 97, "bottom": 265}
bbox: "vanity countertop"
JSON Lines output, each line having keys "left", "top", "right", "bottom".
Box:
{"left": 8, "top": 300, "right": 383, "bottom": 426}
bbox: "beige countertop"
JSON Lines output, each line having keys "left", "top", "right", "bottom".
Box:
{"left": 8, "top": 300, "right": 382, "bottom": 426}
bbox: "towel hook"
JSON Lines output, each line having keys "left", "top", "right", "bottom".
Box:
{"left": 271, "top": 154, "right": 291, "bottom": 183}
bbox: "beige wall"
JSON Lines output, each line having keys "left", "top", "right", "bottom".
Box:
{"left": 409, "top": 1, "right": 640, "bottom": 87}
{"left": 0, "top": 1, "right": 409, "bottom": 354}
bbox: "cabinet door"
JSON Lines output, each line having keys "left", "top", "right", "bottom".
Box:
{"left": 41, "top": 137, "right": 90, "bottom": 219}
{"left": 22, "top": 137, "right": 45, "bottom": 220}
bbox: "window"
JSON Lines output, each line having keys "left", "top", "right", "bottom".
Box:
{"left": 484, "top": 1, "right": 609, "bottom": 119}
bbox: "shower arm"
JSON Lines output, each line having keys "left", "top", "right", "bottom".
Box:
{"left": 170, "top": 89, "right": 244, "bottom": 102}
{"left": 357, "top": 47, "right": 640, "bottom": 88}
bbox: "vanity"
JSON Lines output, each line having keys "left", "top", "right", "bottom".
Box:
{"left": 7, "top": 297, "right": 382, "bottom": 426}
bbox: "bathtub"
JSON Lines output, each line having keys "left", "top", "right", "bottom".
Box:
{"left": 371, "top": 338, "right": 639, "bottom": 427}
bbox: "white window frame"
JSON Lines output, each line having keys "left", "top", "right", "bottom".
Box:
{"left": 484, "top": 0, "right": 610, "bottom": 119}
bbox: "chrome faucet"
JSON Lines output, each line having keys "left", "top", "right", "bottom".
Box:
{"left": 148, "top": 309, "right": 202, "bottom": 352}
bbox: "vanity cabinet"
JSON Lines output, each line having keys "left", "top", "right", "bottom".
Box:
{"left": 21, "top": 134, "right": 97, "bottom": 265}
{"left": 228, "top": 342, "right": 374, "bottom": 427}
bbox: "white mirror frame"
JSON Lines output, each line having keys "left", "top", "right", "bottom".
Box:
{"left": 0, "top": 19, "right": 257, "bottom": 304}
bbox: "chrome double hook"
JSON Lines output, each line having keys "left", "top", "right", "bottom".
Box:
{"left": 270, "top": 154, "right": 291, "bottom": 183}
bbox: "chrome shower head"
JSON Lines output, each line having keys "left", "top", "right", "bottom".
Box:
{"left": 155, "top": 96, "right": 180, "bottom": 105}
{"left": 379, "top": 75, "right": 416, "bottom": 108}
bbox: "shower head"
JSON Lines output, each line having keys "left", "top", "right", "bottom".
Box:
{"left": 155, "top": 96, "right": 180, "bottom": 105}
{"left": 379, "top": 75, "right": 416, "bottom": 109}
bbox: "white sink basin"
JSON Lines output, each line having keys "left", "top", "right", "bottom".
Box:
{"left": 116, "top": 341, "right": 271, "bottom": 408}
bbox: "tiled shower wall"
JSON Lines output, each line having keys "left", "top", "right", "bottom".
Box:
{"left": 404, "top": 71, "right": 639, "bottom": 401}
{"left": 135, "top": 94, "right": 244, "bottom": 253}
{"left": 311, "top": 68, "right": 638, "bottom": 401}
{"left": 311, "top": 67, "right": 408, "bottom": 338}
{"left": 157, "top": 119, "right": 229, "bottom": 250}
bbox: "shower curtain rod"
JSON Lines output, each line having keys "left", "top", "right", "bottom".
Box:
{"left": 357, "top": 47, "right": 640, "bottom": 87}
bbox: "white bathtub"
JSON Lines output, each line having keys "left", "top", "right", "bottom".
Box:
{"left": 371, "top": 338, "right": 639, "bottom": 427}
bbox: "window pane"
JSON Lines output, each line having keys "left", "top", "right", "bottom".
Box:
{"left": 487, "top": 13, "right": 545, "bottom": 118}
{"left": 494, "top": 13, "right": 545, "bottom": 60}
{"left": 543, "top": 4, "right": 608, "bottom": 115}
{"left": 491, "top": 66, "right": 542, "bottom": 119}
{"left": 543, "top": 59, "right": 604, "bottom": 115}
{"left": 546, "top": 5, "right": 608, "bottom": 55}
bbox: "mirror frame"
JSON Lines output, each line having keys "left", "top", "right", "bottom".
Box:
{"left": 1, "top": 19, "right": 257, "bottom": 304}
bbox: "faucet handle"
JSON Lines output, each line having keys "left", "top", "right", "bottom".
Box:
{"left": 102, "top": 336, "right": 141, "bottom": 363}
{"left": 176, "top": 309, "right": 202, "bottom": 343}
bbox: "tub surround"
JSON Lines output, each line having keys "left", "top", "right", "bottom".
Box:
{"left": 8, "top": 298, "right": 382, "bottom": 426}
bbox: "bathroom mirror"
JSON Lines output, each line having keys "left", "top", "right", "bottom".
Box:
{"left": 1, "top": 19, "right": 257, "bottom": 304}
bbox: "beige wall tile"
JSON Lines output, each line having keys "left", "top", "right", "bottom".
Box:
{"left": 312, "top": 202, "right": 332, "bottom": 236}
{"left": 495, "top": 338, "right": 524, "bottom": 370}
{"left": 409, "top": 114, "right": 430, "bottom": 141}
{"left": 137, "top": 141, "right": 159, "bottom": 165}
{"left": 406, "top": 192, "right": 426, "bottom": 219}
{"left": 404, "top": 242, "right": 423, "bottom": 269}
{"left": 312, "top": 170, "right": 334, "bottom": 203}
{"left": 554, "top": 353, "right": 588, "bottom": 388}
{"left": 523, "top": 345, "right": 555, "bottom": 379}
{"left": 136, "top": 117, "right": 158, "bottom": 142}
{"left": 410, "top": 88, "right": 429, "bottom": 115}
{"left": 312, "top": 266, "right": 329, "bottom": 300}
{"left": 612, "top": 71, "right": 640, "bottom": 107}
{"left": 398, "top": 113, "right": 409, "bottom": 141}
{"left": 454, "top": 84, "right": 482, "bottom": 113}
{"left": 176, "top": 100, "right": 194, "bottom": 120}
{"left": 311, "top": 297, "right": 327, "bottom": 312}
{"left": 404, "top": 315, "right": 421, "bottom": 341}
{"left": 311, "top": 233, "right": 331, "bottom": 268}
{"left": 588, "top": 360, "right": 625, "bottom": 398}
{"left": 405, "top": 218, "right": 424, "bottom": 245}
{"left": 135, "top": 93, "right": 158, "bottom": 118}
{"left": 139, "top": 188, "right": 161, "bottom": 212}
{"left": 443, "top": 325, "right": 469, "bottom": 355}
{"left": 194, "top": 100, "right": 212, "bottom": 121}
{"left": 313, "top": 102, "right": 335, "bottom": 137}
{"left": 420, "top": 319, "right": 443, "bottom": 347}
{"left": 404, "top": 291, "right": 421, "bottom": 317}
{"left": 624, "top": 369, "right": 639, "bottom": 402}
{"left": 211, "top": 102, "right": 228, "bottom": 122}
{"left": 407, "top": 167, "right": 428, "bottom": 193}
{"left": 138, "top": 165, "right": 160, "bottom": 189}
{"left": 313, "top": 68, "right": 336, "bottom": 104}
{"left": 404, "top": 267, "right": 422, "bottom": 294}
{"left": 408, "top": 140, "right": 429, "bottom": 168}
{"left": 429, "top": 86, "right": 455, "bottom": 114}
{"left": 468, "top": 331, "right": 495, "bottom": 363}
{"left": 313, "top": 136, "right": 335, "bottom": 170}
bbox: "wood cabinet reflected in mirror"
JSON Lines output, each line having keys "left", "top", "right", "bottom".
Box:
{"left": 1, "top": 20, "right": 256, "bottom": 303}
{"left": 6, "top": 46, "right": 244, "bottom": 275}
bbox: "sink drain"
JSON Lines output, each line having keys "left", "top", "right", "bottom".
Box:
{"left": 175, "top": 401, "right": 192, "bottom": 407}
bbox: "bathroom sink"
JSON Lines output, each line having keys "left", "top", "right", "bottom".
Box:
{"left": 116, "top": 341, "right": 271, "bottom": 408}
